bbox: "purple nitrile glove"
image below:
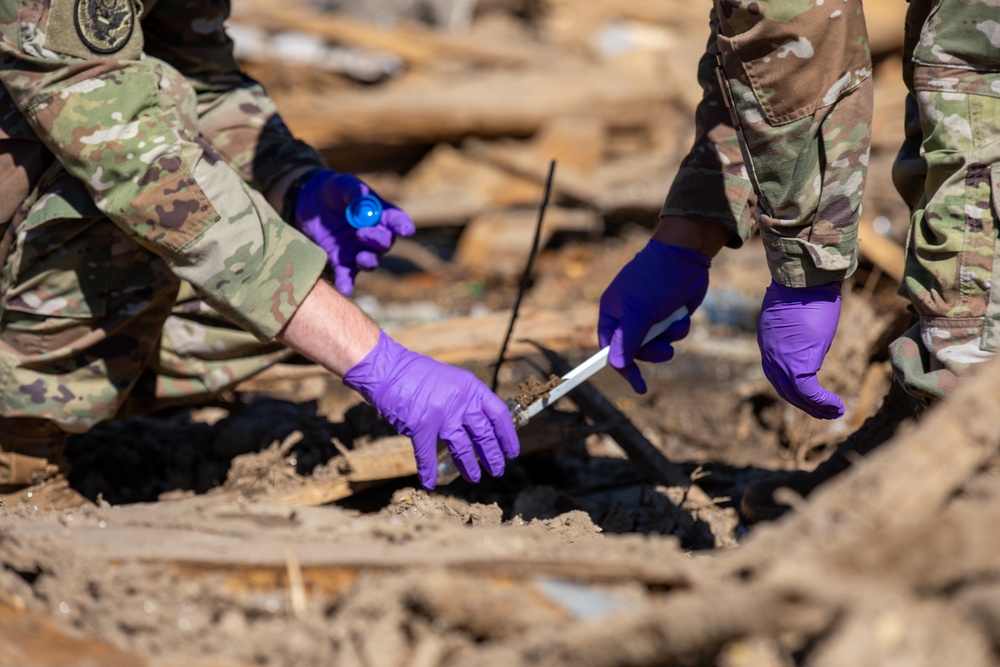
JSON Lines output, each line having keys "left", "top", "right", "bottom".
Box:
{"left": 757, "top": 280, "right": 845, "bottom": 420}
{"left": 598, "top": 240, "right": 711, "bottom": 394}
{"left": 295, "top": 170, "right": 416, "bottom": 296}
{"left": 342, "top": 331, "right": 520, "bottom": 489}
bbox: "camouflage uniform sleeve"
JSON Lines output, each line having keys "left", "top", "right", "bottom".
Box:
{"left": 141, "top": 0, "right": 325, "bottom": 194}
{"left": 0, "top": 2, "right": 327, "bottom": 341}
{"left": 715, "top": 0, "right": 874, "bottom": 288}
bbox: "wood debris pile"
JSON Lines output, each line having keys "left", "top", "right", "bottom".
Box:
{"left": 4, "top": 354, "right": 1000, "bottom": 667}
{"left": 229, "top": 0, "right": 910, "bottom": 282}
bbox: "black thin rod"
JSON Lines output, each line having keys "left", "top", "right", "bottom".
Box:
{"left": 490, "top": 160, "right": 556, "bottom": 392}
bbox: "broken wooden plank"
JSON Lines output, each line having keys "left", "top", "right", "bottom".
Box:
{"left": 464, "top": 138, "right": 598, "bottom": 206}
{"left": 235, "top": 304, "right": 602, "bottom": 398}
{"left": 272, "top": 55, "right": 678, "bottom": 148}
{"left": 266, "top": 416, "right": 584, "bottom": 506}
{"left": 167, "top": 557, "right": 688, "bottom": 595}
{"left": 391, "top": 304, "right": 600, "bottom": 365}
{"left": 858, "top": 214, "right": 905, "bottom": 284}
{"left": 730, "top": 349, "right": 1000, "bottom": 583}
{"left": 453, "top": 207, "right": 603, "bottom": 279}
{"left": 234, "top": 0, "right": 531, "bottom": 68}
{"left": 801, "top": 353, "right": 1000, "bottom": 533}
{"left": 265, "top": 477, "right": 376, "bottom": 506}
{"left": 394, "top": 143, "right": 544, "bottom": 228}
{"left": 545, "top": 0, "right": 904, "bottom": 58}
{"left": 530, "top": 115, "right": 607, "bottom": 171}
{"left": 0, "top": 603, "right": 145, "bottom": 667}
{"left": 4, "top": 499, "right": 690, "bottom": 589}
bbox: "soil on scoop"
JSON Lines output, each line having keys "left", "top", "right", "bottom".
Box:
{"left": 512, "top": 374, "right": 563, "bottom": 410}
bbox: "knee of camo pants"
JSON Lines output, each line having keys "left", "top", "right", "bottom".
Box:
{"left": 891, "top": 0, "right": 932, "bottom": 215}
{"left": 896, "top": 82, "right": 1000, "bottom": 399}
{"left": 116, "top": 281, "right": 295, "bottom": 418}
{"left": 0, "top": 174, "right": 179, "bottom": 433}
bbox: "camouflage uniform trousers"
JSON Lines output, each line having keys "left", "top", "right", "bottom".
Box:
{"left": 0, "top": 169, "right": 303, "bottom": 437}
{"left": 662, "top": 1, "right": 873, "bottom": 288}
{"left": 888, "top": 0, "right": 1000, "bottom": 400}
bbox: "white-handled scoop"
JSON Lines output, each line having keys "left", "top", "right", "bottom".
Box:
{"left": 435, "top": 306, "right": 689, "bottom": 486}
{"left": 509, "top": 306, "right": 689, "bottom": 427}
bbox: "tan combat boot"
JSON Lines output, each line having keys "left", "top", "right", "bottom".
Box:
{"left": 740, "top": 379, "right": 926, "bottom": 524}
{"left": 0, "top": 418, "right": 92, "bottom": 510}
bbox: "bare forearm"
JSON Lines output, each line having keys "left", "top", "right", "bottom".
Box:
{"left": 653, "top": 215, "right": 732, "bottom": 258}
{"left": 277, "top": 279, "right": 380, "bottom": 376}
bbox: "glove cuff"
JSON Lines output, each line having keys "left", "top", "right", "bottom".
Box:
{"left": 648, "top": 240, "right": 713, "bottom": 269}
{"left": 281, "top": 167, "right": 326, "bottom": 225}
{"left": 766, "top": 279, "right": 842, "bottom": 302}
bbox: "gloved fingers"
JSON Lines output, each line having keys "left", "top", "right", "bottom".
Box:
{"left": 600, "top": 317, "right": 649, "bottom": 393}
{"left": 464, "top": 410, "right": 506, "bottom": 478}
{"left": 614, "top": 359, "right": 647, "bottom": 395}
{"left": 613, "top": 318, "right": 652, "bottom": 372}
{"left": 356, "top": 225, "right": 395, "bottom": 253}
{"left": 298, "top": 211, "right": 337, "bottom": 249}
{"left": 380, "top": 207, "right": 416, "bottom": 237}
{"left": 442, "top": 428, "right": 482, "bottom": 483}
{"left": 761, "top": 361, "right": 800, "bottom": 408}
{"left": 661, "top": 316, "right": 691, "bottom": 344}
{"left": 411, "top": 433, "right": 440, "bottom": 490}
{"left": 607, "top": 326, "right": 639, "bottom": 370}
{"left": 483, "top": 393, "right": 519, "bottom": 458}
{"left": 634, "top": 317, "right": 689, "bottom": 363}
{"left": 597, "top": 310, "right": 619, "bottom": 349}
{"left": 634, "top": 339, "right": 675, "bottom": 364}
{"left": 762, "top": 361, "right": 844, "bottom": 420}
{"left": 790, "top": 375, "right": 845, "bottom": 420}
{"left": 331, "top": 264, "right": 357, "bottom": 297}
{"left": 355, "top": 250, "right": 379, "bottom": 271}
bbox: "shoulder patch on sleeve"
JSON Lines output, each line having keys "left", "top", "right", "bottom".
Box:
{"left": 46, "top": 0, "right": 143, "bottom": 60}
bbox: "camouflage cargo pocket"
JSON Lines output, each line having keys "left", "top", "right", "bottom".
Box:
{"left": 1, "top": 174, "right": 109, "bottom": 321}
{"left": 720, "top": 0, "right": 872, "bottom": 125}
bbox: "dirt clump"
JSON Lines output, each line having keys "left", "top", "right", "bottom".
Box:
{"left": 512, "top": 374, "right": 564, "bottom": 411}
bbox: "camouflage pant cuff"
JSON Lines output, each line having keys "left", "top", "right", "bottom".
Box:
{"left": 760, "top": 232, "right": 857, "bottom": 288}
{"left": 887, "top": 320, "right": 995, "bottom": 401}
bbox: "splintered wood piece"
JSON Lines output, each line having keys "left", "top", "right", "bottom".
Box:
{"left": 266, "top": 418, "right": 581, "bottom": 506}
{"left": 0, "top": 603, "right": 146, "bottom": 667}
{"left": 235, "top": 1, "right": 531, "bottom": 68}
{"left": 453, "top": 207, "right": 602, "bottom": 279}
{"left": 391, "top": 305, "right": 599, "bottom": 366}
{"left": 338, "top": 436, "right": 421, "bottom": 483}
{"left": 271, "top": 56, "right": 675, "bottom": 148}
{"left": 267, "top": 477, "right": 376, "bottom": 506}
{"left": 463, "top": 138, "right": 597, "bottom": 205}
{"left": 858, "top": 214, "right": 905, "bottom": 284}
